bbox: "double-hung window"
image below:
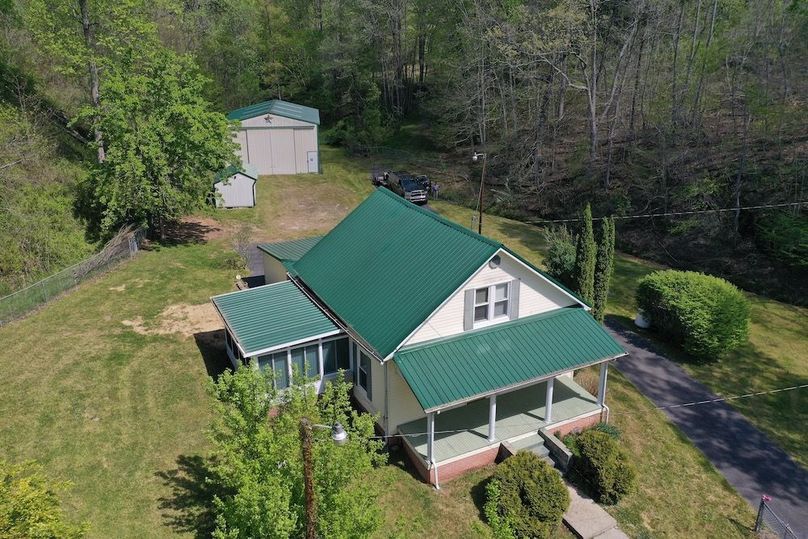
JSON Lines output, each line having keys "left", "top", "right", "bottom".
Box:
{"left": 358, "top": 351, "right": 372, "bottom": 400}
{"left": 473, "top": 282, "right": 511, "bottom": 325}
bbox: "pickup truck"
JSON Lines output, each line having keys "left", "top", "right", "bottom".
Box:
{"left": 386, "top": 171, "right": 428, "bottom": 205}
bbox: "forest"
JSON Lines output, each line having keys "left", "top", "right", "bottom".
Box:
{"left": 0, "top": 0, "right": 805, "bottom": 301}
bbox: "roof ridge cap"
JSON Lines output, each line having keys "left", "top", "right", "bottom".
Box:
{"left": 375, "top": 187, "right": 502, "bottom": 249}
{"left": 396, "top": 307, "right": 581, "bottom": 357}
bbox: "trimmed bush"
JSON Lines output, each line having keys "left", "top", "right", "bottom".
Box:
{"left": 636, "top": 270, "right": 750, "bottom": 361}
{"left": 487, "top": 451, "right": 570, "bottom": 539}
{"left": 571, "top": 430, "right": 636, "bottom": 504}
{"left": 543, "top": 225, "right": 577, "bottom": 289}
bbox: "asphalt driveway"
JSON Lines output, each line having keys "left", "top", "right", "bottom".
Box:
{"left": 608, "top": 322, "right": 808, "bottom": 536}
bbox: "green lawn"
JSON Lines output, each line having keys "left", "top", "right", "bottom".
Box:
{"left": 0, "top": 145, "right": 779, "bottom": 537}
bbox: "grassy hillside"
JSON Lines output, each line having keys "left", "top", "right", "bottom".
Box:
{"left": 0, "top": 146, "right": 774, "bottom": 537}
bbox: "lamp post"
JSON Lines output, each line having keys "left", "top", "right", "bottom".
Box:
{"left": 300, "top": 419, "right": 347, "bottom": 539}
{"left": 472, "top": 151, "right": 487, "bottom": 234}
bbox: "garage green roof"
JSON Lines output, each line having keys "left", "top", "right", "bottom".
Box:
{"left": 211, "top": 281, "right": 340, "bottom": 356}
{"left": 289, "top": 188, "right": 501, "bottom": 358}
{"left": 258, "top": 236, "right": 323, "bottom": 266}
{"left": 227, "top": 99, "right": 320, "bottom": 125}
{"left": 394, "top": 308, "right": 626, "bottom": 411}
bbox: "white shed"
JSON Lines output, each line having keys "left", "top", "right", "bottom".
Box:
{"left": 214, "top": 165, "right": 258, "bottom": 208}
{"left": 227, "top": 100, "right": 320, "bottom": 175}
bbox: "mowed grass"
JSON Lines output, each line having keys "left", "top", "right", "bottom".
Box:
{"left": 0, "top": 145, "right": 783, "bottom": 537}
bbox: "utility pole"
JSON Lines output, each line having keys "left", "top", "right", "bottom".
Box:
{"left": 300, "top": 418, "right": 317, "bottom": 539}
{"left": 473, "top": 152, "right": 487, "bottom": 235}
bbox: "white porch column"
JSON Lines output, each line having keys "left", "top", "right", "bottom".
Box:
{"left": 598, "top": 362, "right": 609, "bottom": 406}
{"left": 545, "top": 377, "right": 555, "bottom": 423}
{"left": 426, "top": 412, "right": 435, "bottom": 465}
{"left": 488, "top": 395, "right": 497, "bottom": 442}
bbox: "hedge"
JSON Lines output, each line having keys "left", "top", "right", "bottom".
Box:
{"left": 571, "top": 430, "right": 636, "bottom": 504}
{"left": 636, "top": 270, "right": 749, "bottom": 361}
{"left": 487, "top": 451, "right": 569, "bottom": 538}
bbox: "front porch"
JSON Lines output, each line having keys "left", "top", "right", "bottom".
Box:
{"left": 398, "top": 374, "right": 604, "bottom": 467}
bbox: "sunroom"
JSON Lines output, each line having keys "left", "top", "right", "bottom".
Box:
{"left": 212, "top": 281, "right": 351, "bottom": 391}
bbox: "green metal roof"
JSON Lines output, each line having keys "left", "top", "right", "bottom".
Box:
{"left": 257, "top": 236, "right": 323, "bottom": 264}
{"left": 394, "top": 308, "right": 626, "bottom": 411}
{"left": 215, "top": 164, "right": 259, "bottom": 182}
{"left": 211, "top": 281, "right": 339, "bottom": 356}
{"left": 290, "top": 188, "right": 502, "bottom": 358}
{"left": 226, "top": 99, "right": 320, "bottom": 125}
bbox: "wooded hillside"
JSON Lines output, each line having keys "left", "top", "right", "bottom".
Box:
{"left": 0, "top": 0, "right": 805, "bottom": 300}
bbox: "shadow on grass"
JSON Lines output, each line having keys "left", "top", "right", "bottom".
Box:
{"left": 161, "top": 220, "right": 221, "bottom": 246}
{"left": 156, "top": 454, "right": 223, "bottom": 538}
{"left": 385, "top": 445, "right": 430, "bottom": 484}
{"left": 470, "top": 475, "right": 491, "bottom": 522}
{"left": 194, "top": 329, "right": 232, "bottom": 379}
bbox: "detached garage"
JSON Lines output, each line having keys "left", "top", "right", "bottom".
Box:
{"left": 227, "top": 100, "right": 320, "bottom": 175}
{"left": 214, "top": 165, "right": 258, "bottom": 208}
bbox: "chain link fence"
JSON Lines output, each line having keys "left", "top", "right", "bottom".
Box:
{"left": 755, "top": 496, "right": 799, "bottom": 539}
{"left": 0, "top": 226, "right": 146, "bottom": 325}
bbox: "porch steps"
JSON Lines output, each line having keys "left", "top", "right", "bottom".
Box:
{"left": 508, "top": 434, "right": 552, "bottom": 462}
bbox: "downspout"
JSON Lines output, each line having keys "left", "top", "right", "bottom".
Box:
{"left": 384, "top": 361, "right": 390, "bottom": 443}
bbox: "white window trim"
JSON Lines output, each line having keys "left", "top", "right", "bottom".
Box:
{"left": 249, "top": 335, "right": 352, "bottom": 392}
{"left": 473, "top": 281, "right": 512, "bottom": 329}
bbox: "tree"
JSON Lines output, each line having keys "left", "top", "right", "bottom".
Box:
{"left": 84, "top": 50, "right": 236, "bottom": 239}
{"left": 26, "top": 0, "right": 159, "bottom": 163}
{"left": 592, "top": 217, "right": 615, "bottom": 321}
{"left": 0, "top": 460, "right": 87, "bottom": 538}
{"left": 208, "top": 367, "right": 384, "bottom": 538}
{"left": 573, "top": 203, "right": 596, "bottom": 305}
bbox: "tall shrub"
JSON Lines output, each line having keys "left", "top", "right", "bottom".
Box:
{"left": 487, "top": 451, "right": 569, "bottom": 539}
{"left": 543, "top": 225, "right": 577, "bottom": 288}
{"left": 636, "top": 270, "right": 750, "bottom": 360}
{"left": 592, "top": 217, "right": 616, "bottom": 321}
{"left": 571, "top": 430, "right": 635, "bottom": 504}
{"left": 573, "top": 203, "right": 596, "bottom": 305}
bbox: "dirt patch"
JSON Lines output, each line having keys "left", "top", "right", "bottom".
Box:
{"left": 122, "top": 303, "right": 223, "bottom": 337}
{"left": 163, "top": 217, "right": 227, "bottom": 244}
{"left": 109, "top": 284, "right": 126, "bottom": 292}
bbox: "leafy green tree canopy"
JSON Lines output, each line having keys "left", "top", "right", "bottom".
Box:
{"left": 0, "top": 460, "right": 87, "bottom": 538}
{"left": 84, "top": 49, "right": 236, "bottom": 238}
{"left": 208, "top": 367, "right": 385, "bottom": 538}
{"left": 573, "top": 203, "right": 596, "bottom": 305}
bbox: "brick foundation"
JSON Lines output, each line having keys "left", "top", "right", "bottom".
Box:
{"left": 544, "top": 410, "right": 603, "bottom": 438}
{"left": 399, "top": 410, "right": 606, "bottom": 486}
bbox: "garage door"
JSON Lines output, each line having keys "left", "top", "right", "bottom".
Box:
{"left": 270, "top": 128, "right": 297, "bottom": 174}
{"left": 245, "top": 130, "right": 273, "bottom": 175}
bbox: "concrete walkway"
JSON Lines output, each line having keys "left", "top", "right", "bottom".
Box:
{"left": 563, "top": 484, "right": 628, "bottom": 539}
{"left": 607, "top": 322, "right": 808, "bottom": 535}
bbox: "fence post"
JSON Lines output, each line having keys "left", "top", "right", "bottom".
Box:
{"left": 754, "top": 494, "right": 770, "bottom": 532}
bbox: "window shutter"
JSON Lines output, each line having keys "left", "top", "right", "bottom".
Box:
{"left": 509, "top": 280, "right": 520, "bottom": 320}
{"left": 463, "top": 289, "right": 475, "bottom": 330}
{"left": 366, "top": 360, "right": 373, "bottom": 401}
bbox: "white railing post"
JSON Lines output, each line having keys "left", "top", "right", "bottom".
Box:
{"left": 488, "top": 395, "right": 497, "bottom": 442}
{"left": 545, "top": 377, "right": 555, "bottom": 423}
{"left": 598, "top": 362, "right": 609, "bottom": 406}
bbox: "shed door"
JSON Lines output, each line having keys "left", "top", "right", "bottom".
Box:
{"left": 307, "top": 151, "right": 318, "bottom": 173}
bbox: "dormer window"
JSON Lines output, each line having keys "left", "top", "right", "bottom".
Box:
{"left": 473, "top": 282, "right": 511, "bottom": 325}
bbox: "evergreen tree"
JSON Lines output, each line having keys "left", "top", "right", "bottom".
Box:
{"left": 593, "top": 217, "right": 616, "bottom": 321}
{"left": 573, "top": 203, "right": 596, "bottom": 305}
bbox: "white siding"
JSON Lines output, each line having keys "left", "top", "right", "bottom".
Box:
{"left": 262, "top": 254, "right": 288, "bottom": 284}
{"left": 387, "top": 361, "right": 426, "bottom": 432}
{"left": 270, "top": 128, "right": 297, "bottom": 174}
{"left": 404, "top": 250, "right": 576, "bottom": 346}
{"left": 214, "top": 173, "right": 255, "bottom": 208}
{"left": 241, "top": 113, "right": 313, "bottom": 128}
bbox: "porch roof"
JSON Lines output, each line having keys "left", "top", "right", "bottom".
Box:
{"left": 211, "top": 281, "right": 340, "bottom": 356}
{"left": 394, "top": 307, "right": 626, "bottom": 411}
{"left": 257, "top": 236, "right": 323, "bottom": 266}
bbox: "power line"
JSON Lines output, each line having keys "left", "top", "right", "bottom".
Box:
{"left": 526, "top": 201, "right": 807, "bottom": 225}
{"left": 370, "top": 383, "right": 807, "bottom": 439}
